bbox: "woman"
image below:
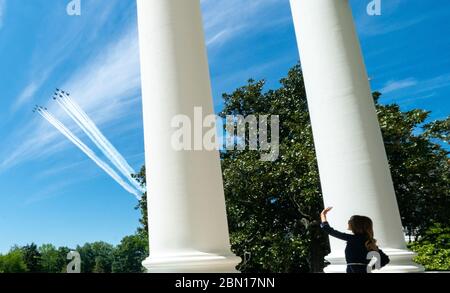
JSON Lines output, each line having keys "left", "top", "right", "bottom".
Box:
{"left": 320, "top": 207, "right": 389, "bottom": 273}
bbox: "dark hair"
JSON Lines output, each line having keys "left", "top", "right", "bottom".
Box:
{"left": 348, "top": 215, "right": 378, "bottom": 251}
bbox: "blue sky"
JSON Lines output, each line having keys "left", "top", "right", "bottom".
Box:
{"left": 0, "top": 0, "right": 449, "bottom": 253}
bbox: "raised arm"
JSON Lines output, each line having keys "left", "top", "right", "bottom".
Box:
{"left": 320, "top": 207, "right": 355, "bottom": 241}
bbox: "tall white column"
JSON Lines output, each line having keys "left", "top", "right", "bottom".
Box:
{"left": 289, "top": 0, "right": 423, "bottom": 272}
{"left": 137, "top": 0, "right": 241, "bottom": 272}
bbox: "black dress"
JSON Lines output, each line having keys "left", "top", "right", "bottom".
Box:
{"left": 320, "top": 221, "right": 389, "bottom": 273}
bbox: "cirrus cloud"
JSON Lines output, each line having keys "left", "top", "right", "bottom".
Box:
{"left": 381, "top": 78, "right": 418, "bottom": 94}
{"left": 0, "top": 0, "right": 6, "bottom": 29}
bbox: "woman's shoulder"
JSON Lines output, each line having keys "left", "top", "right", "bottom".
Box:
{"left": 349, "top": 233, "right": 367, "bottom": 241}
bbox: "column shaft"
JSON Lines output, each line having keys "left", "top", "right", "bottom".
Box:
{"left": 289, "top": 0, "right": 423, "bottom": 272}
{"left": 137, "top": 0, "right": 240, "bottom": 272}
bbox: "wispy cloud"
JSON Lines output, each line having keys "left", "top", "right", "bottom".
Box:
{"left": 61, "top": 27, "right": 141, "bottom": 121}
{"left": 0, "top": 123, "right": 65, "bottom": 172}
{"left": 380, "top": 74, "right": 450, "bottom": 108}
{"left": 381, "top": 78, "right": 418, "bottom": 94}
{"left": 9, "top": 0, "right": 121, "bottom": 114}
{"left": 369, "top": 17, "right": 427, "bottom": 36}
{"left": 0, "top": 0, "right": 5, "bottom": 30}
{"left": 11, "top": 69, "right": 52, "bottom": 111}
{"left": 13, "top": 83, "right": 40, "bottom": 110}
{"left": 412, "top": 74, "right": 450, "bottom": 94}
{"left": 0, "top": 24, "right": 141, "bottom": 173}
{"left": 400, "top": 92, "right": 437, "bottom": 106}
{"left": 24, "top": 178, "right": 87, "bottom": 205}
{"left": 202, "top": 0, "right": 290, "bottom": 47}
{"left": 355, "top": 0, "right": 428, "bottom": 37}
{"left": 215, "top": 54, "right": 297, "bottom": 89}
{"left": 33, "top": 159, "right": 88, "bottom": 181}
{"left": 381, "top": 74, "right": 450, "bottom": 97}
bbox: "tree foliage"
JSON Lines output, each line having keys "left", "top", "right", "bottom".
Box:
{"left": 39, "top": 244, "right": 61, "bottom": 273}
{"left": 0, "top": 248, "right": 28, "bottom": 273}
{"left": 76, "top": 242, "right": 115, "bottom": 273}
{"left": 34, "top": 245, "right": 72, "bottom": 273}
{"left": 133, "top": 166, "right": 148, "bottom": 238}
{"left": 0, "top": 236, "right": 147, "bottom": 273}
{"left": 409, "top": 224, "right": 450, "bottom": 271}
{"left": 376, "top": 95, "right": 450, "bottom": 237}
{"left": 130, "top": 67, "right": 330, "bottom": 272}
{"left": 21, "top": 243, "right": 41, "bottom": 273}
{"left": 112, "top": 233, "right": 148, "bottom": 273}
{"left": 220, "top": 67, "right": 327, "bottom": 272}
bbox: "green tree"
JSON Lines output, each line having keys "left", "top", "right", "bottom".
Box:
{"left": 77, "top": 242, "right": 115, "bottom": 273}
{"left": 112, "top": 233, "right": 148, "bottom": 273}
{"left": 56, "top": 247, "right": 71, "bottom": 273}
{"left": 21, "top": 243, "right": 41, "bottom": 273}
{"left": 39, "top": 244, "right": 70, "bottom": 273}
{"left": 376, "top": 94, "right": 450, "bottom": 238}
{"left": 39, "top": 244, "right": 60, "bottom": 273}
{"left": 0, "top": 248, "right": 28, "bottom": 273}
{"left": 409, "top": 223, "right": 450, "bottom": 270}
{"left": 132, "top": 166, "right": 148, "bottom": 238}
{"left": 220, "top": 69, "right": 326, "bottom": 272}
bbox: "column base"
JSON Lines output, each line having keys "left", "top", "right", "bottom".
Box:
{"left": 324, "top": 248, "right": 425, "bottom": 273}
{"left": 142, "top": 251, "right": 242, "bottom": 273}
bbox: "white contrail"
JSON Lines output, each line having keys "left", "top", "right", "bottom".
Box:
{"left": 38, "top": 109, "right": 141, "bottom": 199}
{"left": 40, "top": 109, "right": 141, "bottom": 198}
{"left": 55, "top": 92, "right": 144, "bottom": 193}
{"left": 61, "top": 94, "right": 144, "bottom": 193}
{"left": 54, "top": 97, "right": 144, "bottom": 193}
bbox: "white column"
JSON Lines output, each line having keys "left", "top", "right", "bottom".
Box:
{"left": 289, "top": 0, "right": 423, "bottom": 273}
{"left": 137, "top": 0, "right": 241, "bottom": 272}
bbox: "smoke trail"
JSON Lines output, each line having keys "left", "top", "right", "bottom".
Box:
{"left": 54, "top": 97, "right": 143, "bottom": 193}
{"left": 41, "top": 110, "right": 141, "bottom": 199}
{"left": 56, "top": 93, "right": 144, "bottom": 193}
{"left": 38, "top": 109, "right": 141, "bottom": 199}
{"left": 61, "top": 96, "right": 144, "bottom": 193}
{"left": 64, "top": 95, "right": 137, "bottom": 178}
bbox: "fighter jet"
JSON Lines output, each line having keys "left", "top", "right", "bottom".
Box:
{"left": 35, "top": 106, "right": 47, "bottom": 111}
